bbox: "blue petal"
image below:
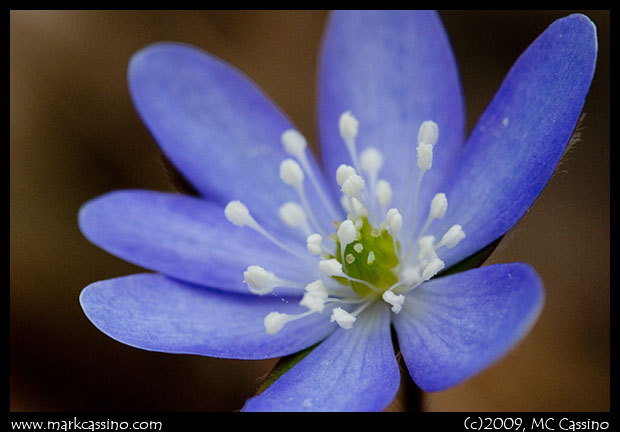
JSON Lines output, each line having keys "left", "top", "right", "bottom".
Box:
{"left": 392, "top": 263, "right": 544, "bottom": 392}
{"left": 129, "top": 42, "right": 338, "bottom": 239}
{"left": 431, "top": 14, "right": 597, "bottom": 267}
{"left": 80, "top": 273, "right": 336, "bottom": 359}
{"left": 319, "top": 10, "right": 465, "bottom": 216}
{"left": 78, "top": 190, "right": 320, "bottom": 295}
{"left": 243, "top": 303, "right": 399, "bottom": 411}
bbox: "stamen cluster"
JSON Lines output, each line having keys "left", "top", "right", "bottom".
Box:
{"left": 224, "top": 112, "right": 465, "bottom": 334}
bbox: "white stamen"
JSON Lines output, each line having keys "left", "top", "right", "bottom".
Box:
{"left": 280, "top": 159, "right": 326, "bottom": 237}
{"left": 264, "top": 309, "right": 315, "bottom": 334}
{"left": 417, "top": 235, "right": 437, "bottom": 262}
{"left": 282, "top": 129, "right": 341, "bottom": 222}
{"left": 225, "top": 200, "right": 311, "bottom": 262}
{"left": 367, "top": 251, "right": 375, "bottom": 264}
{"left": 281, "top": 129, "right": 307, "bottom": 157}
{"left": 340, "top": 196, "right": 352, "bottom": 214}
{"left": 330, "top": 307, "right": 356, "bottom": 329}
{"left": 353, "top": 243, "right": 363, "bottom": 253}
{"left": 416, "top": 193, "right": 449, "bottom": 240}
{"left": 336, "top": 164, "right": 357, "bottom": 186}
{"left": 439, "top": 224, "right": 466, "bottom": 249}
{"left": 404, "top": 121, "right": 441, "bottom": 260}
{"left": 224, "top": 201, "right": 252, "bottom": 227}
{"left": 300, "top": 292, "right": 326, "bottom": 313}
{"left": 264, "top": 312, "right": 289, "bottom": 334}
{"left": 305, "top": 279, "right": 328, "bottom": 298}
{"left": 341, "top": 174, "right": 365, "bottom": 198}
{"left": 243, "top": 265, "right": 294, "bottom": 295}
{"left": 337, "top": 220, "right": 357, "bottom": 247}
{"left": 306, "top": 233, "right": 323, "bottom": 256}
{"left": 339, "top": 111, "right": 361, "bottom": 172}
{"left": 350, "top": 197, "right": 367, "bottom": 217}
{"left": 376, "top": 179, "right": 393, "bottom": 211}
{"left": 401, "top": 265, "right": 422, "bottom": 286}
{"left": 338, "top": 219, "right": 357, "bottom": 265}
{"left": 386, "top": 208, "right": 403, "bottom": 235}
{"left": 418, "top": 120, "right": 439, "bottom": 146}
{"left": 339, "top": 111, "right": 359, "bottom": 142}
{"left": 279, "top": 202, "right": 309, "bottom": 233}
{"left": 382, "top": 290, "right": 405, "bottom": 314}
{"left": 318, "top": 259, "right": 343, "bottom": 277}
{"left": 417, "top": 143, "right": 434, "bottom": 171}
{"left": 422, "top": 257, "right": 445, "bottom": 280}
{"left": 279, "top": 159, "right": 304, "bottom": 188}
{"left": 430, "top": 193, "right": 448, "bottom": 220}
{"left": 360, "top": 147, "right": 383, "bottom": 178}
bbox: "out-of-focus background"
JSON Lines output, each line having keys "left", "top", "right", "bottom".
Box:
{"left": 10, "top": 10, "right": 609, "bottom": 412}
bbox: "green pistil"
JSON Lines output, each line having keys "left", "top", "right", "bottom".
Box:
{"left": 334, "top": 217, "right": 400, "bottom": 296}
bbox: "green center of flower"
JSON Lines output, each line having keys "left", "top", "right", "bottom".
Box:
{"left": 333, "top": 217, "right": 399, "bottom": 296}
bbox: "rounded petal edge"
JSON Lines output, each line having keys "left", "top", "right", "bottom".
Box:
{"left": 393, "top": 263, "right": 544, "bottom": 392}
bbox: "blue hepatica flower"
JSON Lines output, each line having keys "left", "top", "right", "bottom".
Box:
{"left": 78, "top": 11, "right": 597, "bottom": 411}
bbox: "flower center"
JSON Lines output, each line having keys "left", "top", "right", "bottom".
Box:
{"left": 333, "top": 217, "right": 399, "bottom": 296}
{"left": 224, "top": 112, "right": 465, "bottom": 334}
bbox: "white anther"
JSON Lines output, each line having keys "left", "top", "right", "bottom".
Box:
{"left": 341, "top": 174, "right": 365, "bottom": 198}
{"left": 386, "top": 208, "right": 403, "bottom": 235}
{"left": 337, "top": 220, "right": 357, "bottom": 248}
{"left": 422, "top": 257, "right": 445, "bottom": 281}
{"left": 300, "top": 292, "right": 326, "bottom": 313}
{"left": 336, "top": 164, "right": 357, "bottom": 186}
{"left": 279, "top": 202, "right": 307, "bottom": 229}
{"left": 330, "top": 307, "right": 356, "bottom": 329}
{"left": 382, "top": 290, "right": 405, "bottom": 314}
{"left": 225, "top": 200, "right": 312, "bottom": 262}
{"left": 224, "top": 200, "right": 252, "bottom": 227}
{"left": 417, "top": 142, "right": 433, "bottom": 171}
{"left": 306, "top": 233, "right": 323, "bottom": 255}
{"left": 418, "top": 236, "right": 437, "bottom": 261}
{"left": 353, "top": 243, "right": 363, "bottom": 253}
{"left": 305, "top": 279, "right": 328, "bottom": 298}
{"left": 401, "top": 265, "right": 422, "bottom": 286}
{"left": 280, "top": 159, "right": 304, "bottom": 188}
{"left": 360, "top": 147, "right": 383, "bottom": 177}
{"left": 376, "top": 180, "right": 393, "bottom": 209}
{"left": 281, "top": 129, "right": 307, "bottom": 157}
{"left": 418, "top": 120, "right": 439, "bottom": 146}
{"left": 340, "top": 196, "right": 352, "bottom": 213}
{"left": 319, "top": 259, "right": 343, "bottom": 277}
{"left": 367, "top": 251, "right": 375, "bottom": 265}
{"left": 243, "top": 265, "right": 280, "bottom": 295}
{"left": 350, "top": 197, "right": 366, "bottom": 217}
{"left": 339, "top": 111, "right": 359, "bottom": 143}
{"left": 417, "top": 235, "right": 437, "bottom": 261}
{"left": 440, "top": 224, "right": 466, "bottom": 249}
{"left": 264, "top": 312, "right": 290, "bottom": 334}
{"left": 430, "top": 193, "right": 448, "bottom": 219}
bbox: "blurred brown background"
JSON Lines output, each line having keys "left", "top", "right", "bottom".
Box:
{"left": 10, "top": 10, "right": 609, "bottom": 412}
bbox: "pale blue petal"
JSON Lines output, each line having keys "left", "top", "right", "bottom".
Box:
{"left": 393, "top": 263, "right": 544, "bottom": 392}
{"left": 430, "top": 14, "right": 598, "bottom": 267}
{"left": 129, "top": 42, "right": 338, "bottom": 239}
{"left": 80, "top": 273, "right": 336, "bottom": 359}
{"left": 319, "top": 10, "right": 465, "bottom": 221}
{"left": 243, "top": 302, "right": 399, "bottom": 411}
{"left": 78, "top": 190, "right": 319, "bottom": 295}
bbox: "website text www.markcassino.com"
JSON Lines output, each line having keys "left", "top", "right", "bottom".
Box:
{"left": 10, "top": 418, "right": 162, "bottom": 431}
